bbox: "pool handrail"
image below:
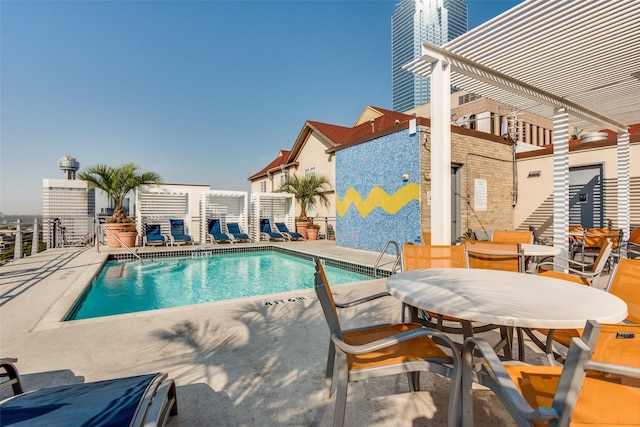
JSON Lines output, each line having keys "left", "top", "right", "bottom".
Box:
{"left": 96, "top": 223, "right": 142, "bottom": 263}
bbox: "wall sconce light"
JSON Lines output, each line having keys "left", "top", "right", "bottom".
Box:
{"left": 527, "top": 170, "right": 541, "bottom": 178}
{"left": 402, "top": 173, "right": 410, "bottom": 181}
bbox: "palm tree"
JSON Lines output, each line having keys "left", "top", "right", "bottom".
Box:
{"left": 79, "top": 162, "right": 162, "bottom": 222}
{"left": 278, "top": 173, "right": 331, "bottom": 220}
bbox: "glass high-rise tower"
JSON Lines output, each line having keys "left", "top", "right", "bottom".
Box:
{"left": 392, "top": 0, "right": 468, "bottom": 112}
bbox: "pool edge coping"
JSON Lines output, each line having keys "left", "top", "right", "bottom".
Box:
{"left": 32, "top": 245, "right": 392, "bottom": 331}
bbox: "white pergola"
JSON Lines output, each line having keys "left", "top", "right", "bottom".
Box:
{"left": 405, "top": 0, "right": 640, "bottom": 256}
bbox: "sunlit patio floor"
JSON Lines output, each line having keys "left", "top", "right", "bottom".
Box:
{"left": 1, "top": 241, "right": 600, "bottom": 426}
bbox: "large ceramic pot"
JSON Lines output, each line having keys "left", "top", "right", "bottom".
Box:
{"left": 103, "top": 223, "right": 136, "bottom": 248}
{"left": 116, "top": 230, "right": 139, "bottom": 248}
{"left": 306, "top": 227, "right": 319, "bottom": 240}
{"left": 295, "top": 221, "right": 311, "bottom": 239}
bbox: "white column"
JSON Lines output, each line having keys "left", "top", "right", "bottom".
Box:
{"left": 430, "top": 56, "right": 451, "bottom": 244}
{"left": 14, "top": 219, "right": 22, "bottom": 260}
{"left": 617, "top": 131, "right": 631, "bottom": 240}
{"left": 31, "top": 218, "right": 39, "bottom": 255}
{"left": 552, "top": 108, "right": 570, "bottom": 266}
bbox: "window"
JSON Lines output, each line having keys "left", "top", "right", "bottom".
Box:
{"left": 260, "top": 181, "right": 266, "bottom": 192}
{"left": 458, "top": 93, "right": 481, "bottom": 105}
{"left": 280, "top": 170, "right": 289, "bottom": 186}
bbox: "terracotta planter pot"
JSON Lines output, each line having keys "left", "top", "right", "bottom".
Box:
{"left": 306, "top": 228, "right": 319, "bottom": 240}
{"left": 104, "top": 223, "right": 137, "bottom": 248}
{"left": 296, "top": 221, "right": 311, "bottom": 238}
{"left": 116, "top": 231, "right": 138, "bottom": 248}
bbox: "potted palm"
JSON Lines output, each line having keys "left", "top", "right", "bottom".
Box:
{"left": 79, "top": 162, "right": 162, "bottom": 248}
{"left": 278, "top": 173, "right": 331, "bottom": 238}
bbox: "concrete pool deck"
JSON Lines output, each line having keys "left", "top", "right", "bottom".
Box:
{"left": 1, "top": 241, "right": 563, "bottom": 426}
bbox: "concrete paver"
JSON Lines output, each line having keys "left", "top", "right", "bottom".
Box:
{"left": 1, "top": 242, "right": 526, "bottom": 425}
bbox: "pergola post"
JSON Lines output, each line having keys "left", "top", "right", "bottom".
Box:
{"left": 617, "top": 131, "right": 631, "bottom": 240}
{"left": 430, "top": 55, "right": 451, "bottom": 245}
{"left": 552, "top": 108, "right": 570, "bottom": 266}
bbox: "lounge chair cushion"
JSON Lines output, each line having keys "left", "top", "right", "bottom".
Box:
{"left": 145, "top": 224, "right": 165, "bottom": 243}
{"left": 170, "top": 219, "right": 192, "bottom": 242}
{"left": 275, "top": 223, "right": 304, "bottom": 240}
{"left": 0, "top": 374, "right": 160, "bottom": 426}
{"left": 207, "top": 219, "right": 231, "bottom": 242}
{"left": 226, "top": 223, "right": 250, "bottom": 241}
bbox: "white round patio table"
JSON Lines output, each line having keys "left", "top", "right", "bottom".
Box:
{"left": 521, "top": 244, "right": 562, "bottom": 257}
{"left": 386, "top": 268, "right": 627, "bottom": 329}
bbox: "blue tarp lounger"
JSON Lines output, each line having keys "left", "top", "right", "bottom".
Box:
{"left": 275, "top": 222, "right": 304, "bottom": 240}
{"left": 0, "top": 359, "right": 178, "bottom": 427}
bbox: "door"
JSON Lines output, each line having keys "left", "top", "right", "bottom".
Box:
{"left": 569, "top": 164, "right": 603, "bottom": 228}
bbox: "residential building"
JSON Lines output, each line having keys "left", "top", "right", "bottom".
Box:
{"left": 406, "top": 90, "right": 555, "bottom": 148}
{"left": 42, "top": 165, "right": 95, "bottom": 248}
{"left": 392, "top": 0, "right": 467, "bottom": 111}
{"left": 248, "top": 107, "right": 414, "bottom": 235}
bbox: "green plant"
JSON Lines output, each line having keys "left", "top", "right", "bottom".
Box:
{"left": 308, "top": 223, "right": 320, "bottom": 230}
{"left": 79, "top": 162, "right": 162, "bottom": 223}
{"left": 278, "top": 173, "right": 331, "bottom": 220}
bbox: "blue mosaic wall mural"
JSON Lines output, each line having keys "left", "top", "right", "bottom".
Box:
{"left": 335, "top": 129, "right": 421, "bottom": 253}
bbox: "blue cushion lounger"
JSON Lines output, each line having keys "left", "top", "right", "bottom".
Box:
{"left": 0, "top": 358, "right": 178, "bottom": 427}
{"left": 169, "top": 219, "right": 194, "bottom": 246}
{"left": 260, "top": 219, "right": 286, "bottom": 241}
{"left": 143, "top": 224, "right": 166, "bottom": 247}
{"left": 226, "top": 222, "right": 251, "bottom": 243}
{"left": 207, "top": 219, "right": 232, "bottom": 244}
{"left": 275, "top": 222, "right": 304, "bottom": 241}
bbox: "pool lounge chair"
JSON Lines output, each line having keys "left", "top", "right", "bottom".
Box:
{"left": 275, "top": 222, "right": 304, "bottom": 241}
{"left": 260, "top": 219, "right": 286, "bottom": 241}
{"left": 226, "top": 222, "right": 251, "bottom": 243}
{"left": 143, "top": 224, "right": 167, "bottom": 247}
{"left": 207, "top": 218, "right": 232, "bottom": 244}
{"left": 0, "top": 358, "right": 178, "bottom": 427}
{"left": 169, "top": 219, "right": 194, "bottom": 246}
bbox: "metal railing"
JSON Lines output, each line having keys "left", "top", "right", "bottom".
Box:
{"left": 374, "top": 240, "right": 402, "bottom": 277}
{"left": 96, "top": 222, "right": 142, "bottom": 262}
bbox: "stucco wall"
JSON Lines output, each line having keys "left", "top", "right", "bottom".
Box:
{"left": 336, "top": 129, "right": 421, "bottom": 253}
{"left": 293, "top": 132, "right": 336, "bottom": 218}
{"left": 515, "top": 141, "right": 640, "bottom": 229}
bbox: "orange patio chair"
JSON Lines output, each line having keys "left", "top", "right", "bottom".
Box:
{"left": 401, "top": 244, "right": 500, "bottom": 335}
{"left": 491, "top": 229, "right": 533, "bottom": 244}
{"left": 533, "top": 257, "right": 640, "bottom": 365}
{"left": 313, "top": 257, "right": 461, "bottom": 427}
{"left": 464, "top": 241, "right": 526, "bottom": 272}
{"left": 536, "top": 237, "right": 612, "bottom": 286}
{"left": 461, "top": 320, "right": 640, "bottom": 426}
{"left": 627, "top": 227, "right": 640, "bottom": 259}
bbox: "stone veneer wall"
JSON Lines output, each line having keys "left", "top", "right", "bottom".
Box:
{"left": 335, "top": 129, "right": 421, "bottom": 253}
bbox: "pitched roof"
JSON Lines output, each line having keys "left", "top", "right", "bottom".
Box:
{"left": 247, "top": 150, "right": 290, "bottom": 181}
{"left": 249, "top": 107, "right": 415, "bottom": 181}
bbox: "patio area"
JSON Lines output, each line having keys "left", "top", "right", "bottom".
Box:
{"left": 0, "top": 241, "right": 548, "bottom": 426}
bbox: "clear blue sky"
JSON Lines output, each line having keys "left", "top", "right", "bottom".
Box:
{"left": 1, "top": 0, "right": 522, "bottom": 215}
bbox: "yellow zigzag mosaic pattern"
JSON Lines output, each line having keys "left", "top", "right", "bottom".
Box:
{"left": 336, "top": 183, "right": 420, "bottom": 217}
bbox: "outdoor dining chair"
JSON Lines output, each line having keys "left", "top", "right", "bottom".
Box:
{"left": 531, "top": 257, "right": 640, "bottom": 365}
{"left": 535, "top": 237, "right": 612, "bottom": 286}
{"left": 627, "top": 227, "right": 640, "bottom": 259}
{"left": 401, "top": 244, "right": 500, "bottom": 336}
{"left": 313, "top": 257, "right": 461, "bottom": 427}
{"left": 491, "top": 229, "right": 533, "bottom": 244}
{"left": 460, "top": 320, "right": 640, "bottom": 426}
{"left": 463, "top": 241, "right": 525, "bottom": 272}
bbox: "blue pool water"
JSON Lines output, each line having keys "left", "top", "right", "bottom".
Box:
{"left": 67, "top": 252, "right": 372, "bottom": 320}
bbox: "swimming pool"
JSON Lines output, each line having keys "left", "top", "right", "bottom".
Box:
{"left": 66, "top": 251, "right": 373, "bottom": 320}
